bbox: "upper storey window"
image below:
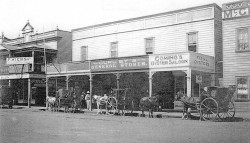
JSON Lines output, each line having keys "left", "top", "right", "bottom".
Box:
{"left": 81, "top": 46, "right": 88, "bottom": 61}
{"left": 187, "top": 32, "right": 197, "bottom": 52}
{"left": 110, "top": 42, "right": 118, "bottom": 58}
{"left": 237, "top": 28, "right": 250, "bottom": 52}
{"left": 145, "top": 38, "right": 154, "bottom": 55}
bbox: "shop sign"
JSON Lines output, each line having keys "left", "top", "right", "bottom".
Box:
{"left": 6, "top": 57, "right": 34, "bottom": 65}
{"left": 32, "top": 79, "right": 46, "bottom": 87}
{"left": 222, "top": 1, "right": 250, "bottom": 19}
{"left": 149, "top": 53, "right": 189, "bottom": 68}
{"left": 8, "top": 64, "right": 31, "bottom": 73}
{"left": 118, "top": 57, "right": 148, "bottom": 70}
{"left": 190, "top": 53, "right": 214, "bottom": 71}
{"left": 0, "top": 66, "right": 9, "bottom": 74}
{"left": 196, "top": 75, "right": 202, "bottom": 84}
{"left": 90, "top": 56, "right": 149, "bottom": 72}
{"left": 90, "top": 59, "right": 118, "bottom": 71}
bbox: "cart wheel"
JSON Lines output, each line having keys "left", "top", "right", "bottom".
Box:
{"left": 200, "top": 98, "right": 218, "bottom": 121}
{"left": 107, "top": 97, "right": 118, "bottom": 115}
{"left": 218, "top": 101, "right": 235, "bottom": 120}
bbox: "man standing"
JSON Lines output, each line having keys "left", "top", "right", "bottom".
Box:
{"left": 85, "top": 91, "right": 91, "bottom": 110}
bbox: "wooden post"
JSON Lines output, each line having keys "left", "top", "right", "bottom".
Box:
{"left": 186, "top": 68, "right": 192, "bottom": 97}
{"left": 28, "top": 78, "right": 31, "bottom": 108}
{"left": 46, "top": 77, "right": 49, "bottom": 109}
{"left": 89, "top": 74, "right": 93, "bottom": 111}
{"left": 116, "top": 73, "right": 121, "bottom": 98}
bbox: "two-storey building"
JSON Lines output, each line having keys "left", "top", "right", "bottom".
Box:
{"left": 222, "top": 1, "right": 250, "bottom": 101}
{"left": 0, "top": 21, "right": 72, "bottom": 106}
{"left": 47, "top": 3, "right": 222, "bottom": 109}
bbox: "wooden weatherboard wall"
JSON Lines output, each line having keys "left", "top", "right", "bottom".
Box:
{"left": 72, "top": 4, "right": 220, "bottom": 62}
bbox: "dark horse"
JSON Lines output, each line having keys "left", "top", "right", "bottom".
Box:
{"left": 140, "top": 95, "right": 160, "bottom": 118}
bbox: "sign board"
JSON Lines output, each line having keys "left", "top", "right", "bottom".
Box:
{"left": 6, "top": 57, "right": 34, "bottom": 65}
{"left": 90, "top": 56, "right": 149, "bottom": 72}
{"left": 196, "top": 75, "right": 202, "bottom": 84}
{"left": 222, "top": 1, "right": 250, "bottom": 19}
{"left": 149, "top": 53, "right": 189, "bottom": 68}
{"left": 189, "top": 52, "right": 214, "bottom": 71}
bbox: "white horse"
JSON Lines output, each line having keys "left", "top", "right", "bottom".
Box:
{"left": 93, "top": 95, "right": 109, "bottom": 114}
{"left": 46, "top": 96, "right": 58, "bottom": 112}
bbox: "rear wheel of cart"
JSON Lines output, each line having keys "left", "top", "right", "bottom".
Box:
{"left": 200, "top": 98, "right": 219, "bottom": 121}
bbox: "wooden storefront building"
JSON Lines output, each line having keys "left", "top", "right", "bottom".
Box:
{"left": 47, "top": 4, "right": 222, "bottom": 109}
{"left": 222, "top": 1, "right": 250, "bottom": 101}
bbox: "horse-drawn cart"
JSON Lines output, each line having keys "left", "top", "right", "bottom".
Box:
{"left": 181, "top": 86, "right": 236, "bottom": 121}
{"left": 106, "top": 88, "right": 134, "bottom": 115}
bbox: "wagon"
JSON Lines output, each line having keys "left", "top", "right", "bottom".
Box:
{"left": 106, "top": 88, "right": 134, "bottom": 115}
{"left": 181, "top": 86, "right": 236, "bottom": 121}
{"left": 56, "top": 89, "right": 76, "bottom": 113}
{"left": 0, "top": 86, "right": 13, "bottom": 109}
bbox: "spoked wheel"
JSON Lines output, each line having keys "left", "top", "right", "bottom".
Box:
{"left": 107, "top": 97, "right": 118, "bottom": 115}
{"left": 200, "top": 98, "right": 219, "bottom": 121}
{"left": 218, "top": 101, "right": 235, "bottom": 120}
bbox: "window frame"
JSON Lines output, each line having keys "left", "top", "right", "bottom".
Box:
{"left": 235, "top": 76, "right": 249, "bottom": 100}
{"left": 187, "top": 32, "right": 198, "bottom": 52}
{"left": 110, "top": 42, "right": 118, "bottom": 58}
{"left": 145, "top": 37, "right": 155, "bottom": 55}
{"left": 236, "top": 27, "right": 250, "bottom": 52}
{"left": 81, "top": 46, "right": 88, "bottom": 61}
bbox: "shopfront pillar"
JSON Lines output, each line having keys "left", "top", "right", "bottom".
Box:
{"left": 66, "top": 76, "right": 70, "bottom": 90}
{"left": 28, "top": 78, "right": 31, "bottom": 108}
{"left": 89, "top": 74, "right": 94, "bottom": 111}
{"left": 186, "top": 68, "right": 192, "bottom": 97}
{"left": 115, "top": 73, "right": 121, "bottom": 98}
{"left": 148, "top": 71, "right": 156, "bottom": 97}
{"left": 45, "top": 77, "right": 49, "bottom": 109}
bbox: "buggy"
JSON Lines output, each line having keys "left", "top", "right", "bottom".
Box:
{"left": 180, "top": 86, "right": 236, "bottom": 121}
{"left": 0, "top": 86, "right": 14, "bottom": 109}
{"left": 106, "top": 88, "right": 135, "bottom": 115}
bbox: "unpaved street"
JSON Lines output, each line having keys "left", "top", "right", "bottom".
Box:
{"left": 0, "top": 108, "right": 250, "bottom": 143}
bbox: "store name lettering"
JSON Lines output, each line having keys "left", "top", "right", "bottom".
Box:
{"left": 151, "top": 55, "right": 188, "bottom": 66}
{"left": 223, "top": 8, "right": 249, "bottom": 19}
{"left": 194, "top": 56, "right": 209, "bottom": 67}
{"left": 91, "top": 63, "right": 117, "bottom": 69}
{"left": 120, "top": 62, "right": 147, "bottom": 68}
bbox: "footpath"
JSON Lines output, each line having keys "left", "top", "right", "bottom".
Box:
{"left": 8, "top": 102, "right": 250, "bottom": 120}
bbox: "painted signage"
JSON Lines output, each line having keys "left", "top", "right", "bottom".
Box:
{"left": 91, "top": 59, "right": 118, "bottom": 71}
{"left": 32, "top": 79, "right": 46, "bottom": 87}
{"left": 222, "top": 1, "right": 250, "bottom": 19}
{"left": 118, "top": 57, "right": 148, "bottom": 70}
{"left": 149, "top": 53, "right": 189, "bottom": 68}
{"left": 90, "top": 56, "right": 149, "bottom": 72}
{"left": 8, "top": 65, "right": 31, "bottom": 73}
{"left": 0, "top": 67, "right": 9, "bottom": 74}
{"left": 189, "top": 53, "right": 214, "bottom": 71}
{"left": 6, "top": 57, "right": 34, "bottom": 65}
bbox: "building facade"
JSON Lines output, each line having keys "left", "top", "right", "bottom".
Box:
{"left": 46, "top": 3, "right": 222, "bottom": 109}
{"left": 0, "top": 21, "right": 72, "bottom": 106}
{"left": 222, "top": 1, "right": 250, "bottom": 101}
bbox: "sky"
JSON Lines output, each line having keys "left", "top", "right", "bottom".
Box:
{"left": 0, "top": 0, "right": 237, "bottom": 39}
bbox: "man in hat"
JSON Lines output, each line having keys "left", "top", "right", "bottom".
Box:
{"left": 85, "top": 91, "right": 91, "bottom": 110}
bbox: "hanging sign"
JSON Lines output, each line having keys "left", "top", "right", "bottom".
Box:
{"left": 6, "top": 57, "right": 34, "bottom": 65}
{"left": 196, "top": 75, "right": 202, "bottom": 84}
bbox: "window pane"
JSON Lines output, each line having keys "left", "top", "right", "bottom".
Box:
{"left": 110, "top": 42, "right": 118, "bottom": 57}
{"left": 236, "top": 77, "right": 249, "bottom": 99}
{"left": 188, "top": 33, "right": 197, "bottom": 52}
{"left": 238, "top": 28, "right": 249, "bottom": 51}
{"left": 145, "top": 38, "right": 154, "bottom": 54}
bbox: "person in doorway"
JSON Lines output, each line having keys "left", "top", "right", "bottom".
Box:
{"left": 85, "top": 91, "right": 91, "bottom": 110}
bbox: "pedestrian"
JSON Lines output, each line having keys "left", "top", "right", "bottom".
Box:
{"left": 85, "top": 91, "right": 91, "bottom": 110}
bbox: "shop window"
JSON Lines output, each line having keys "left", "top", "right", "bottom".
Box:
{"left": 187, "top": 32, "right": 197, "bottom": 52}
{"left": 110, "top": 42, "right": 118, "bottom": 58}
{"left": 81, "top": 46, "right": 88, "bottom": 61}
{"left": 236, "top": 77, "right": 249, "bottom": 99}
{"left": 236, "top": 28, "right": 250, "bottom": 52}
{"left": 145, "top": 38, "right": 154, "bottom": 54}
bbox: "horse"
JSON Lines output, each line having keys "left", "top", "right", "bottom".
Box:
{"left": 93, "top": 95, "right": 109, "bottom": 114}
{"left": 56, "top": 88, "right": 75, "bottom": 112}
{"left": 139, "top": 95, "right": 160, "bottom": 118}
{"left": 46, "top": 96, "right": 58, "bottom": 112}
